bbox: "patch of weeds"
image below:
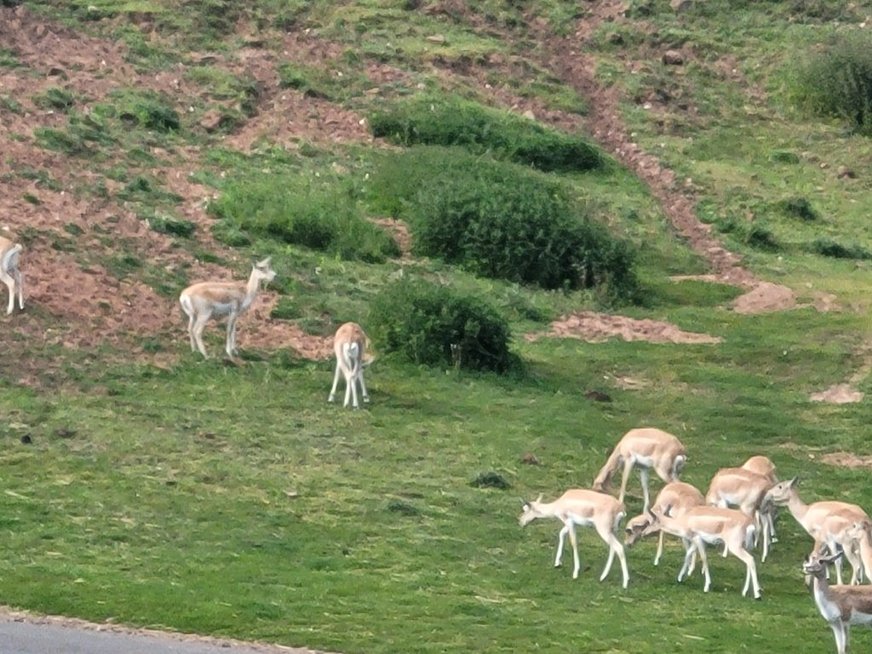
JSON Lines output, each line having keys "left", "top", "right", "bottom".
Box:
{"left": 145, "top": 213, "right": 196, "bottom": 238}
{"left": 33, "top": 87, "right": 76, "bottom": 112}
{"left": 471, "top": 471, "right": 511, "bottom": 490}
{"left": 211, "top": 222, "right": 252, "bottom": 247}
{"left": 118, "top": 176, "right": 183, "bottom": 205}
{"left": 0, "top": 94, "right": 24, "bottom": 114}
{"left": 34, "top": 127, "right": 91, "bottom": 156}
{"left": 770, "top": 150, "right": 801, "bottom": 164}
{"left": 0, "top": 48, "right": 22, "bottom": 69}
{"left": 18, "top": 167, "right": 62, "bottom": 191}
{"left": 106, "top": 253, "right": 144, "bottom": 279}
{"left": 22, "top": 193, "right": 40, "bottom": 205}
{"left": 64, "top": 223, "right": 85, "bottom": 237}
{"left": 277, "top": 62, "right": 358, "bottom": 101}
{"left": 810, "top": 239, "right": 872, "bottom": 260}
{"left": 270, "top": 298, "right": 300, "bottom": 321}
{"left": 186, "top": 66, "right": 263, "bottom": 116}
{"left": 48, "top": 233, "right": 76, "bottom": 252}
{"left": 776, "top": 197, "right": 818, "bottom": 221}
{"left": 386, "top": 500, "right": 420, "bottom": 516}
{"left": 98, "top": 89, "right": 180, "bottom": 133}
{"left": 140, "top": 339, "right": 164, "bottom": 353}
{"left": 745, "top": 225, "right": 780, "bottom": 251}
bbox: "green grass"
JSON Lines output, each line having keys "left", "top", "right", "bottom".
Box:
{"left": 5, "top": 0, "right": 872, "bottom": 653}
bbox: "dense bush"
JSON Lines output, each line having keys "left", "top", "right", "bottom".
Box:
{"left": 368, "top": 278, "right": 515, "bottom": 373}
{"left": 776, "top": 196, "right": 818, "bottom": 221}
{"left": 369, "top": 95, "right": 603, "bottom": 172}
{"left": 209, "top": 175, "right": 400, "bottom": 263}
{"left": 789, "top": 32, "right": 872, "bottom": 135}
{"left": 811, "top": 239, "right": 872, "bottom": 260}
{"left": 368, "top": 147, "right": 639, "bottom": 300}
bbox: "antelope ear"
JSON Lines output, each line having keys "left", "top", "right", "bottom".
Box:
{"left": 256, "top": 256, "right": 272, "bottom": 268}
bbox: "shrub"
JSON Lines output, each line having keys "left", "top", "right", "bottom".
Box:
{"left": 776, "top": 197, "right": 818, "bottom": 221}
{"left": 209, "top": 175, "right": 400, "bottom": 263}
{"left": 789, "top": 32, "right": 872, "bottom": 135}
{"left": 811, "top": 239, "right": 872, "bottom": 260}
{"left": 368, "top": 147, "right": 638, "bottom": 299}
{"left": 369, "top": 95, "right": 603, "bottom": 172}
{"left": 368, "top": 278, "right": 515, "bottom": 373}
{"left": 99, "top": 89, "right": 180, "bottom": 133}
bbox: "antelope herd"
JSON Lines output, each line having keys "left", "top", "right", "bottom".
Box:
{"left": 5, "top": 245, "right": 872, "bottom": 649}
{"left": 520, "top": 427, "right": 872, "bottom": 652}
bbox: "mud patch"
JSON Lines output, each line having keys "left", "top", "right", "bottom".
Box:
{"left": 525, "top": 311, "right": 722, "bottom": 344}
{"left": 369, "top": 217, "right": 413, "bottom": 259}
{"left": 820, "top": 451, "right": 872, "bottom": 468}
{"left": 732, "top": 282, "right": 797, "bottom": 314}
{"left": 809, "top": 384, "right": 864, "bottom": 404}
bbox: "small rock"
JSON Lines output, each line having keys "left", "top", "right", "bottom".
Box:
{"left": 426, "top": 34, "right": 447, "bottom": 44}
{"left": 837, "top": 165, "right": 857, "bottom": 179}
{"left": 585, "top": 389, "right": 613, "bottom": 402}
{"left": 199, "top": 110, "right": 225, "bottom": 132}
{"left": 520, "top": 452, "right": 541, "bottom": 465}
{"left": 522, "top": 109, "right": 536, "bottom": 121}
{"left": 662, "top": 50, "right": 684, "bottom": 65}
{"left": 670, "top": 0, "right": 694, "bottom": 12}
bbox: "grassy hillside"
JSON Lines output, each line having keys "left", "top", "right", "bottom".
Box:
{"left": 2, "top": 1, "right": 872, "bottom": 653}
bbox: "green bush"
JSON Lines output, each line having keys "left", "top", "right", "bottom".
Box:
{"left": 789, "top": 32, "right": 872, "bottom": 134}
{"left": 368, "top": 147, "right": 638, "bottom": 299}
{"left": 369, "top": 95, "right": 603, "bottom": 172}
{"left": 811, "top": 239, "right": 872, "bottom": 260}
{"left": 209, "top": 175, "right": 400, "bottom": 263}
{"left": 776, "top": 196, "right": 818, "bottom": 221}
{"left": 368, "top": 278, "right": 515, "bottom": 373}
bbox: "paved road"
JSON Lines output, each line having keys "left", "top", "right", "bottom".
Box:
{"left": 0, "top": 612, "right": 323, "bottom": 654}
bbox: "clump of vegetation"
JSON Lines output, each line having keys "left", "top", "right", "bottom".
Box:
{"left": 776, "top": 196, "right": 818, "bottom": 221}
{"left": 147, "top": 214, "right": 196, "bottom": 238}
{"left": 789, "top": 32, "right": 872, "bottom": 135}
{"left": 470, "top": 471, "right": 511, "bottom": 490}
{"left": 33, "top": 87, "right": 75, "bottom": 112}
{"left": 811, "top": 239, "right": 872, "bottom": 260}
{"left": 369, "top": 95, "right": 603, "bottom": 172}
{"left": 368, "top": 147, "right": 638, "bottom": 299}
{"left": 209, "top": 175, "right": 400, "bottom": 263}
{"left": 100, "top": 89, "right": 180, "bottom": 133}
{"left": 368, "top": 278, "right": 515, "bottom": 374}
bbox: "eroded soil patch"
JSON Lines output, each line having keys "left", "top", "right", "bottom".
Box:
{"left": 526, "top": 311, "right": 722, "bottom": 344}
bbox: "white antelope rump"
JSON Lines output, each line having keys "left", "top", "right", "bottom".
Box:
{"left": 742, "top": 455, "right": 780, "bottom": 543}
{"left": 803, "top": 550, "right": 872, "bottom": 654}
{"left": 592, "top": 427, "right": 687, "bottom": 513}
{"left": 179, "top": 257, "right": 276, "bottom": 359}
{"left": 328, "top": 322, "right": 371, "bottom": 409}
{"left": 705, "top": 466, "right": 776, "bottom": 562}
{"left": 765, "top": 477, "right": 871, "bottom": 585}
{"left": 625, "top": 480, "right": 705, "bottom": 567}
{"left": 519, "top": 489, "right": 630, "bottom": 588}
{"left": 0, "top": 236, "right": 23, "bottom": 315}
{"left": 641, "top": 505, "right": 762, "bottom": 599}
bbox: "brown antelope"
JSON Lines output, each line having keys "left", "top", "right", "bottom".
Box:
{"left": 519, "top": 489, "right": 629, "bottom": 588}
{"left": 0, "top": 236, "right": 23, "bottom": 315}
{"left": 742, "top": 455, "right": 779, "bottom": 543}
{"left": 641, "top": 505, "right": 762, "bottom": 598}
{"left": 591, "top": 427, "right": 687, "bottom": 513}
{"left": 803, "top": 549, "right": 872, "bottom": 653}
{"left": 179, "top": 257, "right": 275, "bottom": 359}
{"left": 765, "top": 478, "right": 871, "bottom": 585}
{"left": 706, "top": 466, "right": 776, "bottom": 561}
{"left": 328, "top": 322, "right": 371, "bottom": 409}
{"left": 625, "top": 480, "right": 705, "bottom": 567}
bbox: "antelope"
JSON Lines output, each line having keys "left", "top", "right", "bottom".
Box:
{"left": 0, "top": 236, "right": 23, "bottom": 315}
{"left": 179, "top": 257, "right": 276, "bottom": 359}
{"left": 592, "top": 427, "right": 687, "bottom": 513}
{"left": 765, "top": 477, "right": 871, "bottom": 585}
{"left": 625, "top": 480, "right": 705, "bottom": 567}
{"left": 328, "top": 322, "right": 371, "bottom": 409}
{"left": 803, "top": 549, "right": 872, "bottom": 654}
{"left": 742, "top": 455, "right": 779, "bottom": 543}
{"left": 816, "top": 516, "right": 872, "bottom": 585}
{"left": 705, "top": 466, "right": 776, "bottom": 561}
{"left": 518, "top": 489, "right": 630, "bottom": 588}
{"left": 641, "top": 504, "right": 762, "bottom": 598}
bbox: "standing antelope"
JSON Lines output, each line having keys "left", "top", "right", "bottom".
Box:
{"left": 765, "top": 477, "right": 871, "bottom": 585}
{"left": 641, "top": 504, "right": 762, "bottom": 599}
{"left": 625, "top": 480, "right": 705, "bottom": 567}
{"left": 803, "top": 550, "right": 872, "bottom": 653}
{"left": 705, "top": 466, "right": 776, "bottom": 562}
{"left": 518, "top": 489, "right": 630, "bottom": 588}
{"left": 179, "top": 257, "right": 275, "bottom": 359}
{"left": 328, "top": 322, "right": 371, "bottom": 409}
{"left": 592, "top": 427, "right": 687, "bottom": 513}
{"left": 0, "top": 236, "right": 23, "bottom": 315}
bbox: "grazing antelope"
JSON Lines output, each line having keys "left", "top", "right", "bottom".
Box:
{"left": 742, "top": 455, "right": 779, "bottom": 543}
{"left": 179, "top": 257, "right": 276, "bottom": 359}
{"left": 0, "top": 236, "right": 23, "bottom": 315}
{"left": 766, "top": 477, "right": 871, "bottom": 585}
{"left": 642, "top": 504, "right": 762, "bottom": 598}
{"left": 803, "top": 550, "right": 872, "bottom": 654}
{"left": 816, "top": 516, "right": 872, "bottom": 586}
{"left": 625, "top": 480, "right": 705, "bottom": 567}
{"left": 706, "top": 466, "right": 776, "bottom": 561}
{"left": 518, "top": 489, "right": 630, "bottom": 588}
{"left": 592, "top": 427, "right": 687, "bottom": 513}
{"left": 328, "top": 322, "right": 371, "bottom": 409}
